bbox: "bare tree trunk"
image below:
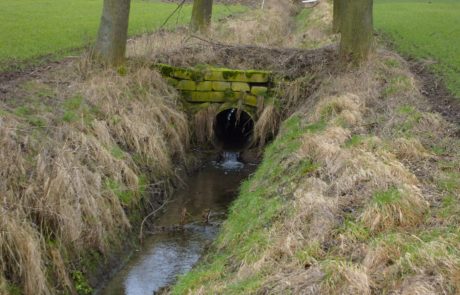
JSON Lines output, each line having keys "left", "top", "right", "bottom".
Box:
{"left": 332, "top": 0, "right": 343, "bottom": 33}
{"left": 339, "top": 0, "right": 373, "bottom": 64}
{"left": 190, "top": 0, "right": 213, "bottom": 33}
{"left": 94, "top": 0, "right": 131, "bottom": 66}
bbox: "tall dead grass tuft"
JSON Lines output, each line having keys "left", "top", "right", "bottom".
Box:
{"left": 253, "top": 104, "right": 279, "bottom": 148}
{"left": 312, "top": 93, "right": 364, "bottom": 127}
{"left": 85, "top": 67, "right": 189, "bottom": 175}
{"left": 391, "top": 137, "right": 433, "bottom": 161}
{"left": 0, "top": 61, "right": 190, "bottom": 293}
{"left": 276, "top": 74, "right": 317, "bottom": 115}
{"left": 0, "top": 212, "right": 50, "bottom": 295}
{"left": 360, "top": 186, "right": 428, "bottom": 233}
{"left": 192, "top": 104, "right": 219, "bottom": 144}
{"left": 321, "top": 262, "right": 371, "bottom": 295}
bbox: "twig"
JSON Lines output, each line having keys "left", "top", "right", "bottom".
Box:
{"left": 139, "top": 199, "right": 172, "bottom": 244}
{"left": 160, "top": 0, "right": 187, "bottom": 30}
{"left": 187, "top": 34, "right": 225, "bottom": 47}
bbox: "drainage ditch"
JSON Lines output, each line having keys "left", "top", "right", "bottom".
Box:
{"left": 99, "top": 109, "right": 258, "bottom": 295}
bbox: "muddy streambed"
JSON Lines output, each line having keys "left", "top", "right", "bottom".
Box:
{"left": 99, "top": 152, "right": 257, "bottom": 295}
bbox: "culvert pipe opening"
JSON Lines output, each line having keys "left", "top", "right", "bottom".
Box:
{"left": 214, "top": 108, "right": 254, "bottom": 151}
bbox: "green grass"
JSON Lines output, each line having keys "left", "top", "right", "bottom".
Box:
{"left": 0, "top": 0, "right": 246, "bottom": 70}
{"left": 172, "top": 114, "right": 323, "bottom": 294}
{"left": 372, "top": 187, "right": 401, "bottom": 206}
{"left": 375, "top": 0, "right": 460, "bottom": 98}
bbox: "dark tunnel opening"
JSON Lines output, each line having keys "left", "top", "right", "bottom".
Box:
{"left": 214, "top": 108, "right": 254, "bottom": 151}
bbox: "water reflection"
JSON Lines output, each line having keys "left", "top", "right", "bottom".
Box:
{"left": 100, "top": 154, "right": 255, "bottom": 295}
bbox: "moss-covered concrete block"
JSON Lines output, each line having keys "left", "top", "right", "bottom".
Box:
{"left": 244, "top": 95, "right": 258, "bottom": 107}
{"left": 182, "top": 91, "right": 226, "bottom": 103}
{"left": 165, "top": 77, "right": 179, "bottom": 87}
{"left": 224, "top": 91, "right": 245, "bottom": 102}
{"left": 173, "top": 70, "right": 193, "bottom": 80}
{"left": 212, "top": 81, "right": 231, "bottom": 91}
{"left": 157, "top": 64, "right": 271, "bottom": 83}
{"left": 251, "top": 86, "right": 268, "bottom": 96}
{"left": 232, "top": 82, "right": 250, "bottom": 92}
{"left": 156, "top": 63, "right": 175, "bottom": 77}
{"left": 177, "top": 80, "right": 196, "bottom": 91}
{"left": 196, "top": 81, "right": 213, "bottom": 91}
{"left": 204, "top": 68, "right": 271, "bottom": 83}
{"left": 243, "top": 70, "right": 271, "bottom": 83}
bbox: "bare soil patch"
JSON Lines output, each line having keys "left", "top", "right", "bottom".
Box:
{"left": 410, "top": 59, "right": 460, "bottom": 125}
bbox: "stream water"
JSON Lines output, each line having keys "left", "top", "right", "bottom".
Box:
{"left": 100, "top": 152, "right": 256, "bottom": 295}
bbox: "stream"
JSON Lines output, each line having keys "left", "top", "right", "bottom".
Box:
{"left": 100, "top": 152, "right": 256, "bottom": 295}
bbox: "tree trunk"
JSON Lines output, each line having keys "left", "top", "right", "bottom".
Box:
{"left": 339, "top": 0, "right": 373, "bottom": 64}
{"left": 332, "top": 0, "right": 343, "bottom": 33}
{"left": 94, "top": 0, "right": 131, "bottom": 66}
{"left": 190, "top": 0, "right": 213, "bottom": 33}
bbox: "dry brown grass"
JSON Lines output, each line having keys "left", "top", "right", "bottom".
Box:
{"left": 211, "top": 0, "right": 298, "bottom": 47}
{"left": 0, "top": 61, "right": 189, "bottom": 294}
{"left": 191, "top": 104, "right": 219, "bottom": 144}
{"left": 321, "top": 262, "right": 371, "bottom": 295}
{"left": 85, "top": 67, "right": 189, "bottom": 174}
{"left": 253, "top": 104, "right": 279, "bottom": 148}
{"left": 360, "top": 186, "right": 428, "bottom": 233}
{"left": 294, "top": 0, "right": 338, "bottom": 49}
{"left": 178, "top": 44, "right": 460, "bottom": 293}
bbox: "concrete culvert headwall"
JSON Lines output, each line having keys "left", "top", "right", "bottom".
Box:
{"left": 214, "top": 108, "right": 254, "bottom": 151}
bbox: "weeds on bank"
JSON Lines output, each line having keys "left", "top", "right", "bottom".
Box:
{"left": 0, "top": 58, "right": 189, "bottom": 294}
{"left": 173, "top": 44, "right": 460, "bottom": 294}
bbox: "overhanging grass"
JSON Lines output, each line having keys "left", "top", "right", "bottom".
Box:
{"left": 375, "top": 0, "right": 460, "bottom": 98}
{"left": 0, "top": 0, "right": 246, "bottom": 70}
{"left": 172, "top": 114, "right": 324, "bottom": 294}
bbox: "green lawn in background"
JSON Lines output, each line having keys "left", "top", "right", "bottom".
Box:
{"left": 375, "top": 0, "right": 460, "bottom": 98}
{"left": 0, "top": 0, "right": 245, "bottom": 70}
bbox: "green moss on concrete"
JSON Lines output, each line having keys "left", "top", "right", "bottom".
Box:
{"left": 212, "top": 81, "right": 231, "bottom": 91}
{"left": 251, "top": 86, "right": 268, "bottom": 96}
{"left": 245, "top": 70, "right": 271, "bottom": 83}
{"left": 173, "top": 68, "right": 194, "bottom": 80}
{"left": 156, "top": 63, "right": 175, "bottom": 77}
{"left": 222, "top": 70, "right": 240, "bottom": 80}
{"left": 196, "top": 81, "right": 213, "bottom": 91}
{"left": 231, "top": 82, "right": 250, "bottom": 92}
{"left": 204, "top": 68, "right": 271, "bottom": 83}
{"left": 204, "top": 70, "right": 224, "bottom": 81}
{"left": 177, "top": 80, "right": 197, "bottom": 91}
{"left": 182, "top": 91, "right": 226, "bottom": 103}
{"left": 244, "top": 95, "right": 258, "bottom": 107}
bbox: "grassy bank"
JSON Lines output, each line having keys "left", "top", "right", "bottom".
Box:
{"left": 374, "top": 0, "right": 460, "bottom": 98}
{"left": 172, "top": 4, "right": 460, "bottom": 294}
{"left": 174, "top": 51, "right": 460, "bottom": 295}
{"left": 0, "top": 0, "right": 245, "bottom": 70}
{"left": 0, "top": 59, "right": 191, "bottom": 294}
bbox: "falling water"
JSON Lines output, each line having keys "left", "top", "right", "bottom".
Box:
{"left": 217, "top": 151, "right": 245, "bottom": 170}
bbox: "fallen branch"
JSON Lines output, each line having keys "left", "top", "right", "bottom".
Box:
{"left": 139, "top": 199, "right": 172, "bottom": 244}
{"left": 160, "top": 0, "right": 187, "bottom": 29}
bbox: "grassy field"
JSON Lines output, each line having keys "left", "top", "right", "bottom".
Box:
{"left": 374, "top": 0, "right": 460, "bottom": 98}
{"left": 0, "top": 0, "right": 245, "bottom": 70}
